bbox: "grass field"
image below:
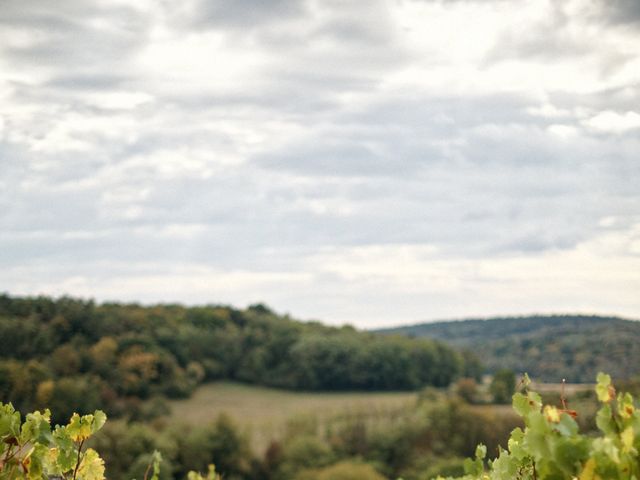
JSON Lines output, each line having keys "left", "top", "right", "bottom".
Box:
{"left": 168, "top": 382, "right": 418, "bottom": 451}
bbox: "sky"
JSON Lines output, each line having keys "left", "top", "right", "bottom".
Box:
{"left": 1, "top": 0, "right": 639, "bottom": 328}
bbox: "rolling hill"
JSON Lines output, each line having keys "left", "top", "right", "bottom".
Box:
{"left": 0, "top": 293, "right": 472, "bottom": 423}
{"left": 376, "top": 315, "right": 640, "bottom": 383}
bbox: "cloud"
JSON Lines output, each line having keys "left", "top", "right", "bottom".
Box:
{"left": 598, "top": 0, "right": 640, "bottom": 25}
{"left": 583, "top": 110, "right": 640, "bottom": 133}
{"left": 1, "top": 1, "right": 149, "bottom": 72}
{"left": 186, "top": 0, "right": 308, "bottom": 29}
{"left": 0, "top": 0, "right": 639, "bottom": 325}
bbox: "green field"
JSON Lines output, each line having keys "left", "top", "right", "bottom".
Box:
{"left": 168, "top": 382, "right": 417, "bottom": 451}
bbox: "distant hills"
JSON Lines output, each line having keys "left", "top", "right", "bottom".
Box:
{"left": 376, "top": 315, "right": 640, "bottom": 383}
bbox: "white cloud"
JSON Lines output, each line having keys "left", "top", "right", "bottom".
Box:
{"left": 88, "top": 91, "right": 154, "bottom": 110}
{"left": 583, "top": 110, "right": 640, "bottom": 134}
{"left": 547, "top": 124, "right": 579, "bottom": 139}
{"left": 527, "top": 104, "right": 572, "bottom": 118}
{"left": 1, "top": 0, "right": 639, "bottom": 325}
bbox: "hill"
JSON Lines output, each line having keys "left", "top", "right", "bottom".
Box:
{"left": 0, "top": 293, "right": 475, "bottom": 424}
{"left": 376, "top": 315, "right": 640, "bottom": 382}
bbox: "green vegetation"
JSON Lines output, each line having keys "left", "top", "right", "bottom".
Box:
{"left": 440, "top": 373, "right": 640, "bottom": 479}
{"left": 3, "top": 374, "right": 637, "bottom": 480}
{"left": 489, "top": 370, "right": 515, "bottom": 404}
{"left": 377, "top": 315, "right": 640, "bottom": 382}
{"left": 89, "top": 386, "right": 521, "bottom": 480}
{"left": 0, "top": 380, "right": 523, "bottom": 479}
{"left": 0, "top": 402, "right": 216, "bottom": 480}
{"left": 0, "top": 293, "right": 478, "bottom": 424}
{"left": 167, "top": 382, "right": 416, "bottom": 451}
{"left": 0, "top": 403, "right": 107, "bottom": 480}
{"left": 4, "top": 293, "right": 638, "bottom": 479}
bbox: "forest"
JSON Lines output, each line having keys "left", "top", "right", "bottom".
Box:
{"left": 0, "top": 293, "right": 479, "bottom": 424}
{"left": 378, "top": 314, "right": 640, "bottom": 382}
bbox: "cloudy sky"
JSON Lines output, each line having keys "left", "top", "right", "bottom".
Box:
{"left": 1, "top": 0, "right": 639, "bottom": 327}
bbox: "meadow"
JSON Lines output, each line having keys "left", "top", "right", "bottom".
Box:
{"left": 168, "top": 381, "right": 417, "bottom": 451}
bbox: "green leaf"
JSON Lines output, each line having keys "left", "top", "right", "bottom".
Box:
{"left": 596, "top": 373, "right": 614, "bottom": 403}
{"left": 90, "top": 411, "right": 107, "bottom": 434}
{"left": 556, "top": 412, "right": 579, "bottom": 437}
{"left": 76, "top": 448, "right": 105, "bottom": 480}
{"left": 25, "top": 443, "right": 48, "bottom": 480}
{"left": 513, "top": 392, "right": 541, "bottom": 418}
{"left": 475, "top": 443, "right": 487, "bottom": 460}
{"left": 52, "top": 424, "right": 74, "bottom": 450}
{"left": 490, "top": 449, "right": 520, "bottom": 478}
{"left": 187, "top": 465, "right": 219, "bottom": 480}
{"left": 512, "top": 392, "right": 529, "bottom": 416}
{"left": 593, "top": 437, "right": 620, "bottom": 464}
{"left": 596, "top": 404, "right": 616, "bottom": 435}
{"left": 20, "top": 410, "right": 51, "bottom": 444}
{"left": 0, "top": 402, "right": 21, "bottom": 440}
{"left": 52, "top": 426, "right": 77, "bottom": 471}
{"left": 507, "top": 428, "right": 527, "bottom": 460}
{"left": 150, "top": 450, "right": 162, "bottom": 480}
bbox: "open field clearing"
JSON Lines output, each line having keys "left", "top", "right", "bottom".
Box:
{"left": 168, "top": 382, "right": 417, "bottom": 451}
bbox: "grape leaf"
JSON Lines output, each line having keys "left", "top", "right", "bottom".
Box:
{"left": 76, "top": 448, "right": 105, "bottom": 480}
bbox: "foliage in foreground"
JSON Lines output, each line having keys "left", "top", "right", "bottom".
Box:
{"left": 0, "top": 404, "right": 106, "bottom": 480}
{"left": 2, "top": 373, "right": 638, "bottom": 480}
{"left": 438, "top": 373, "right": 640, "bottom": 480}
{"left": 0, "top": 403, "right": 218, "bottom": 480}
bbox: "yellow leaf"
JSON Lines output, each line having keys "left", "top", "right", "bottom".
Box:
{"left": 618, "top": 393, "right": 635, "bottom": 419}
{"left": 76, "top": 449, "right": 105, "bottom": 480}
{"left": 579, "top": 458, "right": 598, "bottom": 480}
{"left": 544, "top": 405, "right": 560, "bottom": 423}
{"left": 621, "top": 426, "right": 634, "bottom": 453}
{"left": 67, "top": 413, "right": 93, "bottom": 442}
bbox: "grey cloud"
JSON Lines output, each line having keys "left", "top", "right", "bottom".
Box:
{"left": 1, "top": 0, "right": 639, "bottom": 322}
{"left": 547, "top": 85, "right": 640, "bottom": 113}
{"left": 242, "top": 91, "right": 638, "bottom": 255}
{"left": 2, "top": 1, "right": 150, "bottom": 71}
{"left": 481, "top": 2, "right": 589, "bottom": 65}
{"left": 6, "top": 27, "right": 145, "bottom": 70}
{"left": 46, "top": 74, "right": 131, "bottom": 91}
{"left": 483, "top": 31, "right": 591, "bottom": 65}
{"left": 0, "top": 146, "right": 635, "bottom": 279}
{"left": 4, "top": 84, "right": 637, "bottom": 263}
{"left": 339, "top": 93, "right": 536, "bottom": 130}
{"left": 161, "top": 86, "right": 342, "bottom": 117}
{"left": 314, "top": 18, "right": 392, "bottom": 46}
{"left": 1, "top": 0, "right": 94, "bottom": 23}
{"left": 254, "top": 140, "right": 440, "bottom": 177}
{"left": 186, "top": 0, "right": 308, "bottom": 29}
{"left": 597, "top": 0, "right": 640, "bottom": 25}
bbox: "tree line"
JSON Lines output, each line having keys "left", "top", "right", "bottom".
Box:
{"left": 0, "top": 294, "right": 481, "bottom": 423}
